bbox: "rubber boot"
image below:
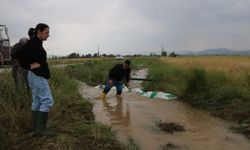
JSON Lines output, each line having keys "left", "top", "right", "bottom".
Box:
{"left": 100, "top": 92, "right": 107, "bottom": 100}
{"left": 31, "top": 110, "right": 39, "bottom": 131}
{"left": 34, "top": 111, "right": 54, "bottom": 136}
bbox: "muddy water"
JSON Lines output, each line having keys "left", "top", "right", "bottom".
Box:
{"left": 79, "top": 69, "right": 250, "bottom": 150}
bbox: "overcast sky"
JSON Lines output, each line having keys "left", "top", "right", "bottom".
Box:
{"left": 1, "top": 0, "right": 250, "bottom": 55}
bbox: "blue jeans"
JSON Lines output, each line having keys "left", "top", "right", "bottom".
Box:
{"left": 28, "top": 71, "right": 54, "bottom": 112}
{"left": 103, "top": 79, "right": 123, "bottom": 95}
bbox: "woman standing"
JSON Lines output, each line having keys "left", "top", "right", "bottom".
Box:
{"left": 17, "top": 23, "right": 54, "bottom": 136}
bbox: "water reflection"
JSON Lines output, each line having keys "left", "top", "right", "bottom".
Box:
{"left": 101, "top": 97, "right": 130, "bottom": 127}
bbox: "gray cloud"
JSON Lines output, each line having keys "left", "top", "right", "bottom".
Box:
{"left": 1, "top": 0, "right": 250, "bottom": 55}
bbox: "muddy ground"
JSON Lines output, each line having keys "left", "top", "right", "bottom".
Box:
{"left": 79, "top": 69, "right": 250, "bottom": 150}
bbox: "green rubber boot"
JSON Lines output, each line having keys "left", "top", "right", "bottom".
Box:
{"left": 31, "top": 110, "right": 39, "bottom": 131}
{"left": 34, "top": 111, "right": 54, "bottom": 137}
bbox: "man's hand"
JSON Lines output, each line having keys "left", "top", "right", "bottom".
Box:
{"left": 125, "top": 82, "right": 129, "bottom": 87}
{"left": 30, "top": 62, "right": 41, "bottom": 69}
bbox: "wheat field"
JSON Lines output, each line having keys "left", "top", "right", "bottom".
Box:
{"left": 160, "top": 56, "right": 250, "bottom": 74}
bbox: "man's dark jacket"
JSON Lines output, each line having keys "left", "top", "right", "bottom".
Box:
{"left": 108, "top": 64, "right": 131, "bottom": 82}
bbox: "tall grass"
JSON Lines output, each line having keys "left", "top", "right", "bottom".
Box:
{"left": 161, "top": 56, "right": 250, "bottom": 73}
{"left": 48, "top": 58, "right": 88, "bottom": 65}
{"left": 141, "top": 56, "right": 250, "bottom": 138}
{"left": 64, "top": 59, "right": 130, "bottom": 86}
{"left": 0, "top": 67, "right": 126, "bottom": 149}
{"left": 142, "top": 60, "right": 188, "bottom": 96}
{"left": 0, "top": 71, "right": 31, "bottom": 149}
{"left": 142, "top": 57, "right": 250, "bottom": 124}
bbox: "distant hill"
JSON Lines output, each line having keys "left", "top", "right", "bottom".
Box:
{"left": 174, "top": 48, "right": 250, "bottom": 56}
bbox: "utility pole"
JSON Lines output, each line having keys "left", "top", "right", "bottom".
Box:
{"left": 97, "top": 45, "right": 100, "bottom": 57}
{"left": 161, "top": 44, "right": 164, "bottom": 52}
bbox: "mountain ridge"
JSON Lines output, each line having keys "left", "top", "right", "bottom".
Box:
{"left": 174, "top": 48, "right": 250, "bottom": 55}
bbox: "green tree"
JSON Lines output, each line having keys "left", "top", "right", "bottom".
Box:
{"left": 169, "top": 52, "right": 177, "bottom": 57}
{"left": 67, "top": 52, "right": 80, "bottom": 58}
{"left": 161, "top": 51, "right": 167, "bottom": 57}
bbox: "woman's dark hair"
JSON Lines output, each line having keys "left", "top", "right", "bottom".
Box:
{"left": 29, "top": 23, "right": 49, "bottom": 39}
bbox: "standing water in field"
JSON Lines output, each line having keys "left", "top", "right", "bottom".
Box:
{"left": 79, "top": 69, "right": 250, "bottom": 150}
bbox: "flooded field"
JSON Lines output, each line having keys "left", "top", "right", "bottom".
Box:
{"left": 79, "top": 69, "right": 250, "bottom": 150}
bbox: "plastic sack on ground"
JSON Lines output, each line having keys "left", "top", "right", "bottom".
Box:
{"left": 140, "top": 91, "right": 157, "bottom": 99}
{"left": 132, "top": 89, "right": 177, "bottom": 101}
{"left": 156, "top": 91, "right": 177, "bottom": 100}
{"left": 131, "top": 88, "right": 144, "bottom": 95}
{"left": 95, "top": 85, "right": 177, "bottom": 101}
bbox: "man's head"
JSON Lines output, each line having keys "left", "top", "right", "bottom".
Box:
{"left": 123, "top": 59, "right": 131, "bottom": 70}
{"left": 35, "top": 23, "right": 50, "bottom": 41}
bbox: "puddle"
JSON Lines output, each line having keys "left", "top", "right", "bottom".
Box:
{"left": 79, "top": 69, "right": 250, "bottom": 150}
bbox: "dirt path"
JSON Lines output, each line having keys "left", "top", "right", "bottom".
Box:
{"left": 79, "top": 69, "right": 250, "bottom": 150}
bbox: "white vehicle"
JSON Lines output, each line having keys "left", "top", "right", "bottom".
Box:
{"left": 115, "top": 54, "right": 124, "bottom": 60}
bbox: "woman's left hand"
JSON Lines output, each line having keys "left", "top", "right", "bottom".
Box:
{"left": 30, "top": 62, "right": 41, "bottom": 69}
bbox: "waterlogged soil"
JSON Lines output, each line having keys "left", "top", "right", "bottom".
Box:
{"left": 79, "top": 69, "right": 250, "bottom": 150}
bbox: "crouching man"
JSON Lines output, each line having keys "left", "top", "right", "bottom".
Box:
{"left": 100, "top": 60, "right": 131, "bottom": 100}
